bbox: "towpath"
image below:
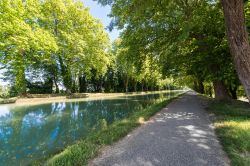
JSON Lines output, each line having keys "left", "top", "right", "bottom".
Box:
{"left": 90, "top": 91, "right": 229, "bottom": 166}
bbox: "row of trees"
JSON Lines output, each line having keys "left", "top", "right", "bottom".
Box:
{"left": 96, "top": 0, "right": 250, "bottom": 101}
{"left": 0, "top": 0, "right": 176, "bottom": 96}
{"left": 2, "top": 0, "right": 249, "bottom": 100}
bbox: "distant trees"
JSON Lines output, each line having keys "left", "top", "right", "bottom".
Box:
{"left": 113, "top": 39, "right": 164, "bottom": 92}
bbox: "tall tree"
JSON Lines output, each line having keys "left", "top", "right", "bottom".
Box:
{"left": 0, "top": 0, "right": 58, "bottom": 95}
{"left": 221, "top": 0, "right": 250, "bottom": 102}
{"left": 42, "top": 0, "right": 110, "bottom": 93}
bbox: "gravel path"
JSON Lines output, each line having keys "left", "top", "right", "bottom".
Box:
{"left": 89, "top": 91, "right": 230, "bottom": 166}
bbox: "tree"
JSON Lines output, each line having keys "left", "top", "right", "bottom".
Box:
{"left": 113, "top": 39, "right": 137, "bottom": 92}
{"left": 0, "top": 0, "right": 58, "bottom": 95}
{"left": 42, "top": 0, "right": 110, "bottom": 93}
{"left": 0, "top": 0, "right": 112, "bottom": 95}
{"left": 221, "top": 0, "right": 250, "bottom": 102}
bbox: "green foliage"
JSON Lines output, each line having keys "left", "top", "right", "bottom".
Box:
{"left": 208, "top": 100, "right": 250, "bottom": 166}
{"left": 112, "top": 38, "right": 166, "bottom": 92}
{"left": 0, "top": 0, "right": 58, "bottom": 95}
{"left": 0, "top": 85, "right": 17, "bottom": 103}
{"left": 0, "top": 0, "right": 110, "bottom": 95}
{"left": 0, "top": 85, "right": 9, "bottom": 98}
{"left": 245, "top": 1, "right": 250, "bottom": 32}
{"left": 0, "top": 0, "right": 180, "bottom": 95}
{"left": 96, "top": 0, "right": 244, "bottom": 99}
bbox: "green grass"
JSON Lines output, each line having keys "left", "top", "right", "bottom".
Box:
{"left": 36, "top": 93, "right": 183, "bottom": 166}
{"left": 207, "top": 100, "right": 250, "bottom": 166}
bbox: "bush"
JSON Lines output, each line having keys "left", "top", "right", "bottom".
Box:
{"left": 0, "top": 85, "right": 11, "bottom": 98}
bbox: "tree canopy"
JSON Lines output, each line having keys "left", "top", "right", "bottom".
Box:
{"left": 95, "top": 0, "right": 250, "bottom": 101}
{"left": 0, "top": 0, "right": 174, "bottom": 95}
{"left": 0, "top": 0, "right": 249, "bottom": 101}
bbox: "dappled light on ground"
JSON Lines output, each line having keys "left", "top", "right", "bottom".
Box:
{"left": 154, "top": 111, "right": 199, "bottom": 122}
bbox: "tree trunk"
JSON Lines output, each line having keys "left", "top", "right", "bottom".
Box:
{"left": 193, "top": 79, "right": 204, "bottom": 94}
{"left": 59, "top": 56, "right": 72, "bottom": 94}
{"left": 15, "top": 63, "right": 26, "bottom": 96}
{"left": 141, "top": 82, "right": 144, "bottom": 92}
{"left": 146, "top": 84, "right": 148, "bottom": 91}
{"left": 79, "top": 76, "right": 87, "bottom": 93}
{"left": 198, "top": 80, "right": 205, "bottom": 94}
{"left": 134, "top": 81, "right": 137, "bottom": 92}
{"left": 229, "top": 84, "right": 238, "bottom": 99}
{"left": 193, "top": 80, "right": 198, "bottom": 92}
{"left": 54, "top": 79, "right": 59, "bottom": 93}
{"left": 213, "top": 80, "right": 231, "bottom": 100}
{"left": 124, "top": 76, "right": 128, "bottom": 92}
{"left": 15, "top": 50, "right": 26, "bottom": 96}
{"left": 208, "top": 84, "right": 213, "bottom": 97}
{"left": 221, "top": 0, "right": 250, "bottom": 102}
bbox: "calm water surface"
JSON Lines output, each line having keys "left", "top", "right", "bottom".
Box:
{"left": 0, "top": 91, "right": 181, "bottom": 165}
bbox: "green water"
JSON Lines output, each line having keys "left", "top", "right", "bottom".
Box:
{"left": 0, "top": 91, "right": 181, "bottom": 165}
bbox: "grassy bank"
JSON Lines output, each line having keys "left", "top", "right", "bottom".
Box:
{"left": 0, "top": 97, "right": 17, "bottom": 104}
{"left": 207, "top": 100, "right": 250, "bottom": 166}
{"left": 34, "top": 93, "right": 183, "bottom": 166}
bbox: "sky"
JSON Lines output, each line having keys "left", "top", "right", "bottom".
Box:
{"left": 83, "top": 0, "right": 120, "bottom": 41}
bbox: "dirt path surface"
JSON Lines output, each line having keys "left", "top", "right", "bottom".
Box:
{"left": 90, "top": 91, "right": 229, "bottom": 166}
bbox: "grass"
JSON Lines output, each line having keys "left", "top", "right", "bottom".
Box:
{"left": 207, "top": 100, "right": 250, "bottom": 166}
{"left": 33, "top": 92, "right": 184, "bottom": 166}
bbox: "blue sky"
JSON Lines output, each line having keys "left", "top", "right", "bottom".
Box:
{"left": 83, "top": 0, "right": 120, "bottom": 41}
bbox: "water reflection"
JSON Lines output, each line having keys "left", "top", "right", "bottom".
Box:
{"left": 0, "top": 92, "right": 180, "bottom": 166}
